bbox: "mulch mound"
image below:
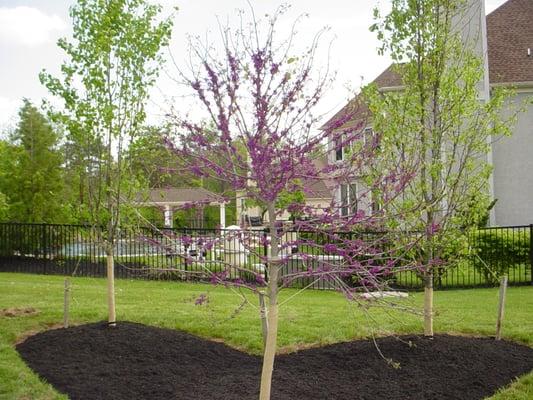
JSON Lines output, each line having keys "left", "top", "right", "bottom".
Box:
{"left": 17, "top": 322, "right": 533, "bottom": 400}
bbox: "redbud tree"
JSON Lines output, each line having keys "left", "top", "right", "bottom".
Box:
{"left": 164, "top": 6, "right": 426, "bottom": 399}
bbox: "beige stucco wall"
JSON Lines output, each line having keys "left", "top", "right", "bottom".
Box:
{"left": 492, "top": 91, "right": 533, "bottom": 226}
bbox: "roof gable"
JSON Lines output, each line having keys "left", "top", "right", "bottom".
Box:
{"left": 321, "top": 0, "right": 533, "bottom": 130}
{"left": 487, "top": 0, "right": 533, "bottom": 84}
{"left": 373, "top": 64, "right": 403, "bottom": 88}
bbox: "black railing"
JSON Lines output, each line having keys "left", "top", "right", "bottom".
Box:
{"left": 0, "top": 222, "right": 531, "bottom": 290}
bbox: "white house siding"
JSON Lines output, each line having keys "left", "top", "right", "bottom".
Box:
{"left": 454, "top": 0, "right": 491, "bottom": 101}
{"left": 492, "top": 91, "right": 533, "bottom": 226}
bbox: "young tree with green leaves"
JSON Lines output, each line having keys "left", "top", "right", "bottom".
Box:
{"left": 41, "top": 0, "right": 173, "bottom": 325}
{"left": 366, "top": 0, "right": 513, "bottom": 336}
{"left": 0, "top": 142, "right": 9, "bottom": 221}
{"left": 0, "top": 139, "right": 11, "bottom": 220}
{"left": 3, "top": 100, "right": 68, "bottom": 223}
{"left": 127, "top": 126, "right": 184, "bottom": 189}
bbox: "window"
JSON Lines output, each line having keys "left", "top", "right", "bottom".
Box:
{"left": 335, "top": 137, "right": 343, "bottom": 161}
{"left": 363, "top": 127, "right": 375, "bottom": 147}
{"left": 371, "top": 190, "right": 382, "bottom": 214}
{"left": 340, "top": 183, "right": 358, "bottom": 216}
{"left": 340, "top": 184, "right": 347, "bottom": 216}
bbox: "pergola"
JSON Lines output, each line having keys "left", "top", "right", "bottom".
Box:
{"left": 136, "top": 188, "right": 227, "bottom": 228}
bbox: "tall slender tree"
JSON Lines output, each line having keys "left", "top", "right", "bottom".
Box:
{"left": 0, "top": 139, "right": 12, "bottom": 221}
{"left": 5, "top": 100, "right": 67, "bottom": 223}
{"left": 366, "top": 0, "right": 513, "bottom": 336}
{"left": 41, "top": 0, "right": 173, "bottom": 325}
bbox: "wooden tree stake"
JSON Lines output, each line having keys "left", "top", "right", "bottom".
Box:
{"left": 107, "top": 254, "right": 116, "bottom": 327}
{"left": 496, "top": 275, "right": 508, "bottom": 340}
{"left": 258, "top": 291, "right": 268, "bottom": 351}
{"left": 63, "top": 278, "right": 71, "bottom": 328}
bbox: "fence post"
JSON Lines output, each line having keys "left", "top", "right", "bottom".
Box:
{"left": 41, "top": 223, "right": 47, "bottom": 274}
{"left": 529, "top": 224, "right": 533, "bottom": 286}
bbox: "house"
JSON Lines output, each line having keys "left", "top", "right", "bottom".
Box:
{"left": 323, "top": 0, "right": 533, "bottom": 227}
{"left": 136, "top": 187, "right": 227, "bottom": 228}
{"left": 235, "top": 157, "right": 336, "bottom": 227}
{"left": 486, "top": 0, "right": 533, "bottom": 225}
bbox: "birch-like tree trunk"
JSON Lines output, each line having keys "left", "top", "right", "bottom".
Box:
{"left": 259, "top": 298, "right": 279, "bottom": 400}
{"left": 259, "top": 204, "right": 280, "bottom": 400}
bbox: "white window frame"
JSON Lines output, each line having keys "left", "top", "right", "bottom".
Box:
{"left": 340, "top": 182, "right": 358, "bottom": 217}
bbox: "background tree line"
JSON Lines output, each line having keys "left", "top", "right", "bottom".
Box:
{"left": 0, "top": 100, "right": 234, "bottom": 227}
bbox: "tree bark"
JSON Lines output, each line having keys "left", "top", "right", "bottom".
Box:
{"left": 106, "top": 248, "right": 116, "bottom": 326}
{"left": 259, "top": 204, "right": 280, "bottom": 400}
{"left": 259, "top": 296, "right": 278, "bottom": 400}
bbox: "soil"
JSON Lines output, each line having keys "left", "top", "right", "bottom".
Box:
{"left": 0, "top": 306, "right": 38, "bottom": 317}
{"left": 16, "top": 321, "right": 533, "bottom": 400}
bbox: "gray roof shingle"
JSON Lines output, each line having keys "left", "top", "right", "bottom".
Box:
{"left": 487, "top": 0, "right": 533, "bottom": 84}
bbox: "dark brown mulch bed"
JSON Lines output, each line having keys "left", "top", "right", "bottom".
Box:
{"left": 17, "top": 321, "right": 533, "bottom": 400}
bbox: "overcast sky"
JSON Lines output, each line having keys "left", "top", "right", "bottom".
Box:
{"left": 0, "top": 0, "right": 508, "bottom": 132}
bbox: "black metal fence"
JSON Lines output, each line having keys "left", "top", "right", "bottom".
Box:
{"left": 395, "top": 225, "right": 533, "bottom": 289}
{"left": 0, "top": 222, "right": 532, "bottom": 290}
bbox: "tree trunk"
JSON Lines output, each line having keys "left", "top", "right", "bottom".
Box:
{"left": 259, "top": 293, "right": 278, "bottom": 400}
{"left": 423, "top": 271, "right": 434, "bottom": 337}
{"left": 106, "top": 248, "right": 116, "bottom": 326}
{"left": 259, "top": 204, "right": 280, "bottom": 400}
{"left": 424, "top": 209, "right": 436, "bottom": 338}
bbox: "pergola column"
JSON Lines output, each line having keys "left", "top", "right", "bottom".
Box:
{"left": 164, "top": 204, "right": 173, "bottom": 228}
{"left": 219, "top": 202, "right": 226, "bottom": 229}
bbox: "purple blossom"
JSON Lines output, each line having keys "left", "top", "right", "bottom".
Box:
{"left": 195, "top": 293, "right": 209, "bottom": 306}
{"left": 323, "top": 243, "right": 338, "bottom": 254}
{"left": 427, "top": 222, "right": 441, "bottom": 236}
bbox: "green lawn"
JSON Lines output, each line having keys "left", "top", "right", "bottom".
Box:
{"left": 1, "top": 272, "right": 532, "bottom": 399}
